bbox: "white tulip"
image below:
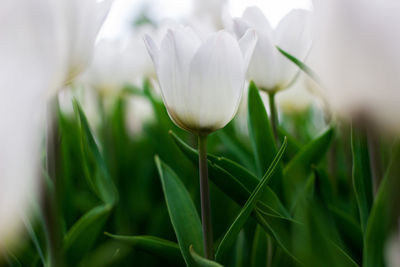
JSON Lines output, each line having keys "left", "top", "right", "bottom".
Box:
{"left": 63, "top": 0, "right": 114, "bottom": 84}
{"left": 0, "top": 0, "right": 67, "bottom": 248}
{"left": 80, "top": 23, "right": 166, "bottom": 95}
{"left": 144, "top": 26, "right": 257, "bottom": 134}
{"left": 311, "top": 0, "right": 400, "bottom": 133}
{"left": 277, "top": 75, "right": 316, "bottom": 114}
{"left": 79, "top": 39, "right": 137, "bottom": 94}
{"left": 233, "top": 6, "right": 311, "bottom": 92}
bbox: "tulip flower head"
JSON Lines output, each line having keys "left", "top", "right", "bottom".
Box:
{"left": 144, "top": 27, "right": 257, "bottom": 134}
{"left": 233, "top": 6, "right": 311, "bottom": 92}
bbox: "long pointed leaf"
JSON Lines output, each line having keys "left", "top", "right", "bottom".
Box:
{"left": 155, "top": 156, "right": 203, "bottom": 266}
{"left": 170, "top": 131, "right": 290, "bottom": 220}
{"left": 73, "top": 100, "right": 118, "bottom": 205}
{"left": 276, "top": 46, "right": 319, "bottom": 82}
{"left": 215, "top": 138, "right": 287, "bottom": 261}
{"left": 247, "top": 81, "right": 283, "bottom": 192}
{"left": 283, "top": 127, "right": 334, "bottom": 209}
{"left": 364, "top": 143, "right": 400, "bottom": 267}
{"left": 64, "top": 204, "right": 112, "bottom": 265}
{"left": 190, "top": 246, "right": 224, "bottom": 267}
{"left": 351, "top": 126, "right": 373, "bottom": 234}
{"left": 105, "top": 233, "right": 185, "bottom": 266}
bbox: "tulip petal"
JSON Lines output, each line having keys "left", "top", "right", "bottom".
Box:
{"left": 238, "top": 29, "right": 258, "bottom": 71}
{"left": 143, "top": 34, "right": 159, "bottom": 66}
{"left": 242, "top": 6, "right": 273, "bottom": 36}
{"left": 187, "top": 31, "right": 245, "bottom": 131}
{"left": 274, "top": 9, "right": 312, "bottom": 87}
{"left": 96, "top": 0, "right": 114, "bottom": 29}
{"left": 156, "top": 27, "right": 201, "bottom": 128}
{"left": 232, "top": 18, "right": 251, "bottom": 39}
{"left": 247, "top": 30, "right": 279, "bottom": 90}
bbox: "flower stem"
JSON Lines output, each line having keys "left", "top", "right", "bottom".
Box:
{"left": 268, "top": 91, "right": 279, "bottom": 142}
{"left": 43, "top": 96, "right": 63, "bottom": 267}
{"left": 198, "top": 134, "right": 214, "bottom": 259}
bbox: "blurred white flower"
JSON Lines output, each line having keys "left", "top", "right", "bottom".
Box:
{"left": 233, "top": 6, "right": 311, "bottom": 92}
{"left": 79, "top": 39, "right": 139, "bottom": 94}
{"left": 125, "top": 96, "right": 154, "bottom": 137}
{"left": 188, "top": 0, "right": 230, "bottom": 38}
{"left": 277, "top": 75, "right": 316, "bottom": 114}
{"left": 80, "top": 20, "right": 179, "bottom": 95}
{"left": 144, "top": 27, "right": 257, "bottom": 133}
{"left": 63, "top": 0, "right": 114, "bottom": 83}
{"left": 386, "top": 225, "right": 400, "bottom": 267}
{"left": 192, "top": 0, "right": 227, "bottom": 29}
{"left": 311, "top": 0, "right": 400, "bottom": 133}
{"left": 0, "top": 0, "right": 67, "bottom": 248}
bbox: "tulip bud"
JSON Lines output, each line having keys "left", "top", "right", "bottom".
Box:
{"left": 144, "top": 26, "right": 257, "bottom": 134}
{"left": 233, "top": 6, "right": 311, "bottom": 92}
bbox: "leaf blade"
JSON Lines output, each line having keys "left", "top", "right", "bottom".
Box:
{"left": 215, "top": 138, "right": 287, "bottom": 261}
{"left": 351, "top": 126, "right": 373, "bottom": 234}
{"left": 105, "top": 233, "right": 185, "bottom": 266}
{"left": 155, "top": 156, "right": 204, "bottom": 266}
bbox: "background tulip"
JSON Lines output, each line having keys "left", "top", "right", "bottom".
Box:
{"left": 0, "top": 0, "right": 68, "bottom": 249}
{"left": 144, "top": 27, "right": 257, "bottom": 134}
{"left": 233, "top": 6, "right": 311, "bottom": 92}
{"left": 310, "top": 0, "right": 400, "bottom": 133}
{"left": 63, "top": 0, "right": 114, "bottom": 84}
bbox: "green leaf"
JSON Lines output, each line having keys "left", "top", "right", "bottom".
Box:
{"left": 283, "top": 127, "right": 334, "bottom": 209}
{"left": 170, "top": 131, "right": 299, "bottom": 262}
{"left": 190, "top": 246, "right": 224, "bottom": 267}
{"left": 250, "top": 226, "right": 269, "bottom": 267}
{"left": 276, "top": 46, "right": 320, "bottom": 83}
{"left": 216, "top": 124, "right": 255, "bottom": 171}
{"left": 215, "top": 138, "right": 287, "bottom": 261}
{"left": 247, "top": 81, "right": 283, "bottom": 192}
{"left": 23, "top": 217, "right": 46, "bottom": 267}
{"left": 364, "top": 143, "right": 400, "bottom": 267}
{"left": 170, "top": 131, "right": 290, "bottom": 220}
{"left": 73, "top": 100, "right": 118, "bottom": 205}
{"left": 233, "top": 230, "right": 246, "bottom": 267}
{"left": 351, "top": 126, "right": 373, "bottom": 234}
{"left": 105, "top": 233, "right": 185, "bottom": 266}
{"left": 155, "top": 156, "right": 204, "bottom": 266}
{"left": 328, "top": 205, "right": 363, "bottom": 262}
{"left": 253, "top": 210, "right": 299, "bottom": 264}
{"left": 64, "top": 204, "right": 112, "bottom": 265}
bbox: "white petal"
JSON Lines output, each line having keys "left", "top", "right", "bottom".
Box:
{"left": 143, "top": 34, "right": 159, "bottom": 66}
{"left": 236, "top": 7, "right": 279, "bottom": 90}
{"left": 238, "top": 29, "right": 258, "bottom": 71}
{"left": 186, "top": 31, "right": 245, "bottom": 131}
{"left": 246, "top": 30, "right": 279, "bottom": 90}
{"left": 274, "top": 9, "right": 312, "bottom": 87}
{"left": 242, "top": 6, "right": 273, "bottom": 36}
{"left": 66, "top": 0, "right": 113, "bottom": 81}
{"left": 96, "top": 0, "right": 114, "bottom": 30}
{"left": 156, "top": 27, "right": 201, "bottom": 128}
{"left": 232, "top": 18, "right": 251, "bottom": 38}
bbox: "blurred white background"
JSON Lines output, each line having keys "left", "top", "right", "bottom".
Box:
{"left": 100, "top": 0, "right": 312, "bottom": 38}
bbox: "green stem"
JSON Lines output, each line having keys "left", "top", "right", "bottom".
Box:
{"left": 268, "top": 91, "right": 278, "bottom": 142}
{"left": 198, "top": 134, "right": 214, "bottom": 259}
{"left": 43, "top": 96, "right": 63, "bottom": 267}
